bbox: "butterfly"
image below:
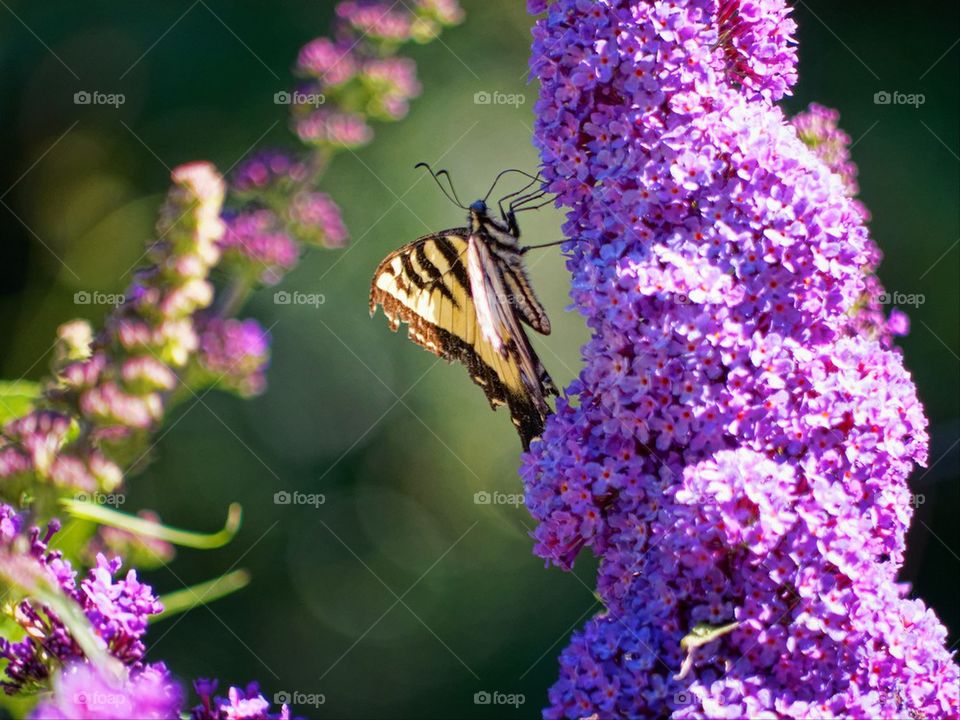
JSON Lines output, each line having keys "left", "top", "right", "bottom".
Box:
{"left": 369, "top": 166, "right": 560, "bottom": 449}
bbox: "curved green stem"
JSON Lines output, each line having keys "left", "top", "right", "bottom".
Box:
{"left": 153, "top": 568, "right": 251, "bottom": 622}
{"left": 59, "top": 500, "right": 242, "bottom": 550}
{"left": 217, "top": 275, "right": 256, "bottom": 318}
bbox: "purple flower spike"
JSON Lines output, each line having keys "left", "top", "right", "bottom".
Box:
{"left": 219, "top": 210, "right": 300, "bottom": 285}
{"left": 336, "top": 1, "right": 414, "bottom": 41}
{"left": 289, "top": 191, "right": 349, "bottom": 248}
{"left": 525, "top": 1, "right": 958, "bottom": 717}
{"left": 1, "top": 507, "right": 164, "bottom": 692}
{"left": 191, "top": 679, "right": 295, "bottom": 720}
{"left": 30, "top": 662, "right": 182, "bottom": 720}
{"left": 296, "top": 38, "right": 358, "bottom": 85}
{"left": 792, "top": 102, "right": 861, "bottom": 199}
{"left": 197, "top": 318, "right": 271, "bottom": 398}
{"left": 231, "top": 151, "right": 309, "bottom": 195}
{"left": 295, "top": 109, "right": 374, "bottom": 149}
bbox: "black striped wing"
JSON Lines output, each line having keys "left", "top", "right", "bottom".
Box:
{"left": 369, "top": 230, "right": 555, "bottom": 449}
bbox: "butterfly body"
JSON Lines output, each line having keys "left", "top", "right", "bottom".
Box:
{"left": 370, "top": 200, "right": 556, "bottom": 449}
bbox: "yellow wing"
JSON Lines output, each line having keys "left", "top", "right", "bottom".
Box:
{"left": 369, "top": 230, "right": 554, "bottom": 449}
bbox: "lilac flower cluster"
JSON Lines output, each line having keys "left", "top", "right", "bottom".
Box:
{"left": 195, "top": 318, "right": 272, "bottom": 398}
{"left": 191, "top": 679, "right": 294, "bottom": 720}
{"left": 292, "top": 0, "right": 461, "bottom": 137}
{"left": 336, "top": 0, "right": 463, "bottom": 44}
{"left": 523, "top": 0, "right": 958, "bottom": 717}
{"left": 220, "top": 0, "right": 463, "bottom": 288}
{"left": 0, "top": 503, "right": 162, "bottom": 693}
{"left": 0, "top": 164, "right": 275, "bottom": 715}
{"left": 219, "top": 209, "right": 300, "bottom": 285}
{"left": 0, "top": 164, "right": 238, "bottom": 500}
{"left": 31, "top": 668, "right": 293, "bottom": 720}
{"left": 31, "top": 662, "right": 182, "bottom": 720}
{"left": 791, "top": 103, "right": 860, "bottom": 198}
{"left": 0, "top": 504, "right": 293, "bottom": 719}
{"left": 789, "top": 104, "right": 913, "bottom": 349}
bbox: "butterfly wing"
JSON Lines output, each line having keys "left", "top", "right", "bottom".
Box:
{"left": 466, "top": 233, "right": 555, "bottom": 401}
{"left": 369, "top": 230, "right": 554, "bottom": 448}
{"left": 496, "top": 250, "right": 552, "bottom": 336}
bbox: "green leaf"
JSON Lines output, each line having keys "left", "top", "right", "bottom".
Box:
{"left": 675, "top": 621, "right": 740, "bottom": 680}
{"left": 153, "top": 569, "right": 251, "bottom": 622}
{"left": 59, "top": 500, "right": 243, "bottom": 549}
{"left": 680, "top": 620, "right": 741, "bottom": 651}
{"left": 0, "top": 381, "right": 42, "bottom": 425}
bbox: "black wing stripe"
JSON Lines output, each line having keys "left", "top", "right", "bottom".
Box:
{"left": 415, "top": 243, "right": 456, "bottom": 304}
{"left": 434, "top": 236, "right": 470, "bottom": 289}
{"left": 400, "top": 252, "right": 428, "bottom": 290}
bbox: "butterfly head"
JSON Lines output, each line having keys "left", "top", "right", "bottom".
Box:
{"left": 469, "top": 199, "right": 520, "bottom": 245}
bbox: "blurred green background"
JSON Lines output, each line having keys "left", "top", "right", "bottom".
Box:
{"left": 0, "top": 1, "right": 956, "bottom": 718}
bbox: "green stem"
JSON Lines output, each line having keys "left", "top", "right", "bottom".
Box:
{"left": 218, "top": 275, "right": 255, "bottom": 318}
{"left": 59, "top": 500, "right": 242, "bottom": 550}
{"left": 153, "top": 568, "right": 251, "bottom": 622}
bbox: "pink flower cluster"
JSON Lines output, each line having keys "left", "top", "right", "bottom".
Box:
{"left": 220, "top": 0, "right": 463, "bottom": 287}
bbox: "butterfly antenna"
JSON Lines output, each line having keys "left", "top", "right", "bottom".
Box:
{"left": 415, "top": 162, "right": 466, "bottom": 209}
{"left": 435, "top": 169, "right": 466, "bottom": 208}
